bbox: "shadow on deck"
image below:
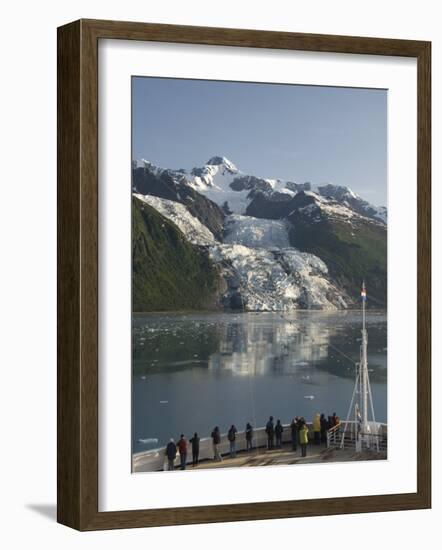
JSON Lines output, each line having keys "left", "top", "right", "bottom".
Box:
{"left": 182, "top": 441, "right": 386, "bottom": 471}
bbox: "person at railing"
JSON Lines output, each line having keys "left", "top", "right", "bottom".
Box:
{"left": 265, "top": 416, "right": 275, "bottom": 450}
{"left": 165, "top": 438, "right": 177, "bottom": 471}
{"left": 290, "top": 417, "right": 299, "bottom": 451}
{"left": 299, "top": 422, "right": 309, "bottom": 457}
{"left": 275, "top": 419, "right": 284, "bottom": 448}
{"left": 228, "top": 425, "right": 238, "bottom": 458}
{"left": 313, "top": 413, "right": 321, "bottom": 444}
{"left": 331, "top": 412, "right": 338, "bottom": 427}
{"left": 245, "top": 422, "right": 253, "bottom": 451}
{"left": 320, "top": 413, "right": 328, "bottom": 444}
{"left": 189, "top": 432, "right": 200, "bottom": 467}
{"left": 211, "top": 426, "right": 223, "bottom": 461}
{"left": 177, "top": 434, "right": 188, "bottom": 470}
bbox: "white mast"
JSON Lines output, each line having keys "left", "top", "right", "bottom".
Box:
{"left": 341, "top": 281, "right": 378, "bottom": 451}
{"left": 360, "top": 281, "right": 369, "bottom": 435}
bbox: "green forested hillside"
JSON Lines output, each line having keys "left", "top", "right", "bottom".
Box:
{"left": 288, "top": 216, "right": 387, "bottom": 307}
{"left": 132, "top": 196, "right": 221, "bottom": 312}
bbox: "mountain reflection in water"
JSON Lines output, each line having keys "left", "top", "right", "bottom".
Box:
{"left": 207, "top": 315, "right": 332, "bottom": 375}
{"left": 132, "top": 311, "right": 387, "bottom": 452}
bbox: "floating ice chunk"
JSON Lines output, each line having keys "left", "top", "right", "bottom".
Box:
{"left": 138, "top": 438, "right": 159, "bottom": 445}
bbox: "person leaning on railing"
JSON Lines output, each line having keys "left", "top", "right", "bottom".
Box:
{"left": 228, "top": 425, "right": 238, "bottom": 458}
{"left": 290, "top": 417, "right": 299, "bottom": 451}
{"left": 275, "top": 419, "right": 284, "bottom": 448}
{"left": 245, "top": 422, "right": 253, "bottom": 451}
{"left": 320, "top": 413, "right": 328, "bottom": 444}
{"left": 265, "top": 416, "right": 275, "bottom": 450}
{"left": 177, "top": 434, "right": 188, "bottom": 470}
{"left": 165, "top": 438, "right": 177, "bottom": 471}
{"left": 313, "top": 413, "right": 321, "bottom": 444}
{"left": 299, "top": 420, "right": 309, "bottom": 457}
{"left": 211, "top": 426, "right": 223, "bottom": 461}
{"left": 189, "top": 432, "right": 200, "bottom": 467}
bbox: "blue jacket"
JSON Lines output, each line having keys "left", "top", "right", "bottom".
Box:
{"left": 165, "top": 442, "right": 177, "bottom": 460}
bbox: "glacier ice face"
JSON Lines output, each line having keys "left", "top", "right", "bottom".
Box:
{"left": 137, "top": 197, "right": 345, "bottom": 311}
{"left": 209, "top": 244, "right": 344, "bottom": 311}
{"left": 223, "top": 215, "right": 290, "bottom": 249}
{"left": 137, "top": 191, "right": 348, "bottom": 311}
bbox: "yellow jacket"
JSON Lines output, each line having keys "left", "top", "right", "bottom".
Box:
{"left": 299, "top": 425, "right": 309, "bottom": 445}
{"left": 313, "top": 414, "right": 321, "bottom": 432}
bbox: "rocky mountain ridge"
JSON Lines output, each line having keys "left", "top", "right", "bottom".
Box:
{"left": 132, "top": 157, "right": 387, "bottom": 311}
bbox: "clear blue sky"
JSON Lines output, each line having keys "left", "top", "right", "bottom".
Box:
{"left": 132, "top": 77, "right": 387, "bottom": 206}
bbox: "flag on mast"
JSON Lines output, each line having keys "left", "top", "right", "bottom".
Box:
{"left": 361, "top": 281, "right": 367, "bottom": 301}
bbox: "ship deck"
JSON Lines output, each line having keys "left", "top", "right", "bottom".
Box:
{"left": 133, "top": 421, "right": 388, "bottom": 472}
{"left": 181, "top": 441, "right": 386, "bottom": 471}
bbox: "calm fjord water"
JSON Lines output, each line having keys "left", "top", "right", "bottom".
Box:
{"left": 132, "top": 311, "right": 387, "bottom": 453}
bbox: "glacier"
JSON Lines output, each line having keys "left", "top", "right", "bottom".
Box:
{"left": 224, "top": 214, "right": 290, "bottom": 249}
{"left": 134, "top": 193, "right": 217, "bottom": 246}
{"left": 209, "top": 243, "right": 345, "bottom": 311}
{"left": 135, "top": 193, "right": 347, "bottom": 311}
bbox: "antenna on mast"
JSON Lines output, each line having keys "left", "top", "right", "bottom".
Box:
{"left": 340, "top": 281, "right": 378, "bottom": 452}
{"left": 360, "top": 280, "right": 368, "bottom": 436}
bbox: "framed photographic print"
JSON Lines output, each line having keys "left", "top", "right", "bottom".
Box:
{"left": 57, "top": 19, "right": 431, "bottom": 530}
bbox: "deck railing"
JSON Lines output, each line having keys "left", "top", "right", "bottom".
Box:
{"left": 133, "top": 420, "right": 388, "bottom": 472}
{"left": 326, "top": 420, "right": 387, "bottom": 452}
{"left": 133, "top": 422, "right": 316, "bottom": 473}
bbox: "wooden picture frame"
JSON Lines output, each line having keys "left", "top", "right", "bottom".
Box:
{"left": 57, "top": 19, "right": 431, "bottom": 531}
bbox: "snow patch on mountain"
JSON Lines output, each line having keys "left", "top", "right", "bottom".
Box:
{"left": 206, "top": 156, "right": 238, "bottom": 172}
{"left": 372, "top": 206, "right": 387, "bottom": 224}
{"left": 134, "top": 157, "right": 386, "bottom": 224}
{"left": 134, "top": 194, "right": 217, "bottom": 246}
{"left": 187, "top": 158, "right": 250, "bottom": 213}
{"left": 265, "top": 178, "right": 297, "bottom": 196}
{"left": 316, "top": 183, "right": 387, "bottom": 224}
{"left": 303, "top": 191, "right": 358, "bottom": 221}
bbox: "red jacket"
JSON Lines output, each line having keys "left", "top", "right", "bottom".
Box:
{"left": 177, "top": 439, "right": 187, "bottom": 454}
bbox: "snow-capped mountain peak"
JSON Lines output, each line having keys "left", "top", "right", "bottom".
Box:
{"left": 133, "top": 157, "right": 386, "bottom": 224}
{"left": 316, "top": 183, "right": 359, "bottom": 202}
{"left": 140, "top": 158, "right": 159, "bottom": 171}
{"left": 132, "top": 157, "right": 387, "bottom": 311}
{"left": 206, "top": 156, "right": 239, "bottom": 173}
